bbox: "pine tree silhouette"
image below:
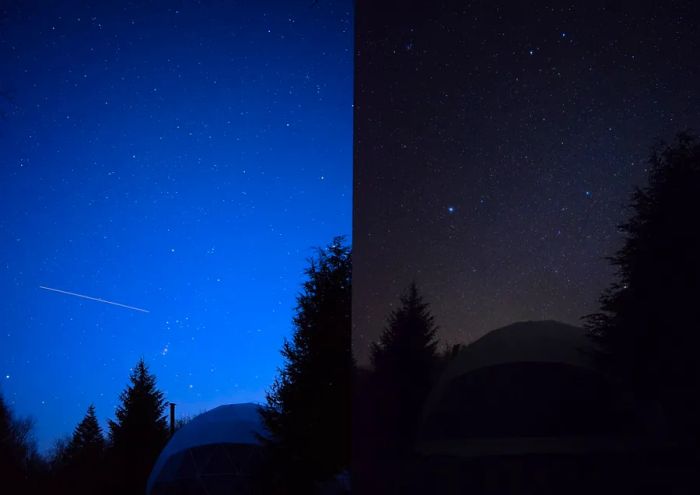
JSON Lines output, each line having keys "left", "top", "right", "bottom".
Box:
{"left": 53, "top": 405, "right": 106, "bottom": 494}
{"left": 585, "top": 132, "right": 700, "bottom": 443}
{"left": 107, "top": 358, "right": 168, "bottom": 494}
{"left": 258, "top": 236, "right": 352, "bottom": 494}
{"left": 68, "top": 404, "right": 105, "bottom": 460}
{"left": 370, "top": 282, "right": 439, "bottom": 456}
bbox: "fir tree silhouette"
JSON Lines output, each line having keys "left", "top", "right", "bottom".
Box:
{"left": 53, "top": 405, "right": 106, "bottom": 494}
{"left": 370, "top": 282, "right": 439, "bottom": 456}
{"left": 257, "top": 236, "right": 352, "bottom": 494}
{"left": 68, "top": 404, "right": 105, "bottom": 460}
{"left": 585, "top": 132, "right": 700, "bottom": 443}
{"left": 107, "top": 358, "right": 168, "bottom": 495}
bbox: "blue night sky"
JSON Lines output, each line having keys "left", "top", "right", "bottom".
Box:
{"left": 0, "top": 0, "right": 352, "bottom": 452}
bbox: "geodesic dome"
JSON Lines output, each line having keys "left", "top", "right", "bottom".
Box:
{"left": 147, "top": 403, "right": 267, "bottom": 495}
{"left": 420, "top": 321, "right": 637, "bottom": 452}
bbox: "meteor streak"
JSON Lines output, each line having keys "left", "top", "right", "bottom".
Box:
{"left": 39, "top": 286, "right": 150, "bottom": 313}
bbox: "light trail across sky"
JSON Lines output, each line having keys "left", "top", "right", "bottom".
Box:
{"left": 39, "top": 286, "right": 150, "bottom": 313}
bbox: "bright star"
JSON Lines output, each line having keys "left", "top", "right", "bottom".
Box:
{"left": 447, "top": 206, "right": 455, "bottom": 213}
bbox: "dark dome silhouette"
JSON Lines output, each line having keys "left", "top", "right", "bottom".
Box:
{"left": 420, "top": 321, "right": 637, "bottom": 454}
{"left": 147, "top": 403, "right": 266, "bottom": 495}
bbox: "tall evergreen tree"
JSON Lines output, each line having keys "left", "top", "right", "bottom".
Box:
{"left": 370, "top": 283, "right": 439, "bottom": 455}
{"left": 68, "top": 404, "right": 105, "bottom": 460}
{"left": 53, "top": 405, "right": 106, "bottom": 494}
{"left": 585, "top": 133, "right": 700, "bottom": 442}
{"left": 258, "top": 237, "right": 352, "bottom": 493}
{"left": 107, "top": 358, "right": 168, "bottom": 494}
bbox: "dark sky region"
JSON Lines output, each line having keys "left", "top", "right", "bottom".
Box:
{"left": 353, "top": 0, "right": 700, "bottom": 363}
{"left": 0, "top": 1, "right": 352, "bottom": 451}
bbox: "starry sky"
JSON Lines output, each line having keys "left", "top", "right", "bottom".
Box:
{"left": 0, "top": 0, "right": 352, "bottom": 451}
{"left": 353, "top": 0, "right": 700, "bottom": 363}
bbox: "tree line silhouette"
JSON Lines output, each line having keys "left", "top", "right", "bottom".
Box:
{"left": 2, "top": 133, "right": 699, "bottom": 493}
{"left": 0, "top": 237, "right": 353, "bottom": 494}
{"left": 1, "top": 358, "right": 168, "bottom": 494}
{"left": 352, "top": 133, "right": 700, "bottom": 493}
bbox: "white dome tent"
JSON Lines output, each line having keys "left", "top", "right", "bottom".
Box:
{"left": 404, "top": 321, "right": 679, "bottom": 493}
{"left": 147, "top": 402, "right": 267, "bottom": 495}
{"left": 419, "top": 320, "right": 643, "bottom": 456}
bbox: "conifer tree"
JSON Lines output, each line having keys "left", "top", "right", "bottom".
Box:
{"left": 54, "top": 405, "right": 105, "bottom": 494}
{"left": 585, "top": 133, "right": 700, "bottom": 442}
{"left": 370, "top": 282, "right": 439, "bottom": 455}
{"left": 68, "top": 404, "right": 105, "bottom": 460}
{"left": 258, "top": 237, "right": 352, "bottom": 493}
{"left": 107, "top": 358, "right": 168, "bottom": 494}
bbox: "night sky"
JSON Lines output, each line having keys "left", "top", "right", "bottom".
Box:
{"left": 0, "top": 1, "right": 352, "bottom": 451}
{"left": 353, "top": 0, "right": 700, "bottom": 363}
